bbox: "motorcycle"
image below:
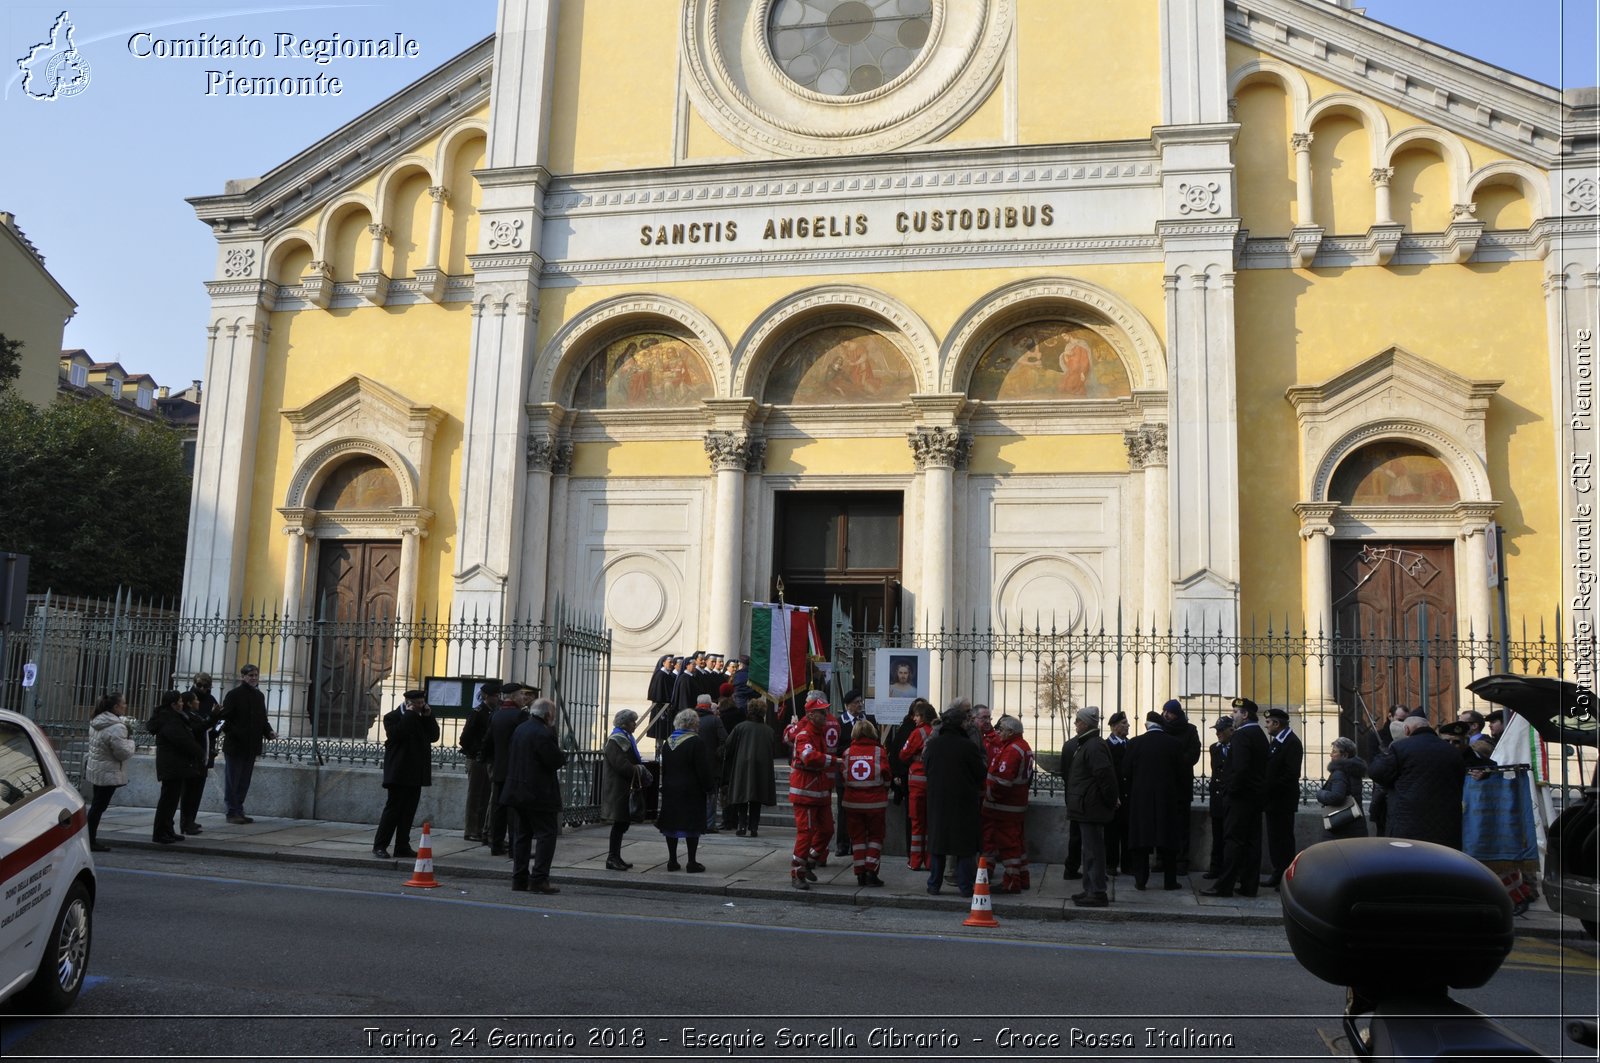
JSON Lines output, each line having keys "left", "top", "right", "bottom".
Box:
{"left": 1280, "top": 836, "right": 1597, "bottom": 1059}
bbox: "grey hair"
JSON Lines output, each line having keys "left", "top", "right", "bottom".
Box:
{"left": 1402, "top": 715, "right": 1429, "bottom": 735}
{"left": 946, "top": 696, "right": 972, "bottom": 716}
{"left": 612, "top": 708, "right": 639, "bottom": 729}
{"left": 1330, "top": 736, "right": 1357, "bottom": 758}
{"left": 529, "top": 697, "right": 557, "bottom": 720}
{"left": 996, "top": 714, "right": 1023, "bottom": 736}
{"left": 674, "top": 708, "right": 700, "bottom": 730}
{"left": 939, "top": 706, "right": 968, "bottom": 727}
{"left": 1075, "top": 705, "right": 1101, "bottom": 727}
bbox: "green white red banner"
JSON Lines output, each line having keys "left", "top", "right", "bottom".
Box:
{"left": 747, "top": 602, "right": 820, "bottom": 699}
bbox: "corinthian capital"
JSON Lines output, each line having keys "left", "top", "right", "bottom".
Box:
{"left": 908, "top": 426, "right": 971, "bottom": 470}
{"left": 1123, "top": 423, "right": 1169, "bottom": 470}
{"left": 527, "top": 433, "right": 572, "bottom": 472}
{"left": 704, "top": 430, "right": 758, "bottom": 472}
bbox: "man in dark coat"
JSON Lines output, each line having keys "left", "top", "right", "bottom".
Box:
{"left": 220, "top": 663, "right": 275, "bottom": 824}
{"left": 483, "top": 682, "right": 532, "bottom": 856}
{"left": 1161, "top": 699, "right": 1202, "bottom": 873}
{"left": 1105, "top": 711, "right": 1131, "bottom": 876}
{"left": 1064, "top": 706, "right": 1119, "bottom": 907}
{"left": 373, "top": 689, "right": 441, "bottom": 859}
{"left": 1201, "top": 697, "right": 1270, "bottom": 898}
{"left": 1122, "top": 708, "right": 1187, "bottom": 890}
{"left": 501, "top": 697, "right": 567, "bottom": 893}
{"left": 1368, "top": 714, "right": 1466, "bottom": 849}
{"left": 1203, "top": 716, "right": 1233, "bottom": 879}
{"left": 1261, "top": 707, "right": 1305, "bottom": 888}
{"left": 923, "top": 705, "right": 986, "bottom": 896}
{"left": 458, "top": 679, "right": 501, "bottom": 843}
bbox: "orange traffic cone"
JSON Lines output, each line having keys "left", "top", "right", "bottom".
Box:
{"left": 963, "top": 856, "right": 1000, "bottom": 927}
{"left": 403, "top": 821, "right": 440, "bottom": 889}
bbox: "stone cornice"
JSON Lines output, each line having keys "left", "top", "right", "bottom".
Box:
{"left": 187, "top": 36, "right": 493, "bottom": 235}
{"left": 1225, "top": 0, "right": 1568, "bottom": 165}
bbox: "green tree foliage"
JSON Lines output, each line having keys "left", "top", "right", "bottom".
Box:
{"left": 0, "top": 333, "right": 21, "bottom": 392}
{"left": 0, "top": 395, "right": 190, "bottom": 599}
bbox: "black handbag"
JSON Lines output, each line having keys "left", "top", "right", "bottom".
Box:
{"left": 1322, "top": 798, "right": 1363, "bottom": 831}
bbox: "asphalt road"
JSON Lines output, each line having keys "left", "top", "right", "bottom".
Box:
{"left": 2, "top": 849, "right": 1595, "bottom": 1061}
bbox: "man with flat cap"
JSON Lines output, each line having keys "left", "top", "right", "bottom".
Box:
{"left": 1201, "top": 696, "right": 1270, "bottom": 897}
{"left": 483, "top": 682, "right": 532, "bottom": 856}
{"left": 1260, "top": 706, "right": 1303, "bottom": 889}
{"left": 373, "top": 689, "right": 440, "bottom": 859}
{"left": 1203, "top": 715, "right": 1233, "bottom": 880}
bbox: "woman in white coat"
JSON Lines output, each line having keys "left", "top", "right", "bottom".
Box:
{"left": 85, "top": 691, "right": 137, "bottom": 851}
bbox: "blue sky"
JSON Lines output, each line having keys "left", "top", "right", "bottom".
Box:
{"left": 0, "top": 0, "right": 1595, "bottom": 391}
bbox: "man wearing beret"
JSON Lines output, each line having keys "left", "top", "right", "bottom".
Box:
{"left": 373, "top": 689, "right": 440, "bottom": 859}
{"left": 1260, "top": 706, "right": 1303, "bottom": 889}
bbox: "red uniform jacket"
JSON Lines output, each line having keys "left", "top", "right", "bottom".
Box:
{"left": 788, "top": 718, "right": 838, "bottom": 806}
{"left": 983, "top": 734, "right": 1034, "bottom": 814}
{"left": 841, "top": 739, "right": 891, "bottom": 810}
{"left": 899, "top": 724, "right": 933, "bottom": 790}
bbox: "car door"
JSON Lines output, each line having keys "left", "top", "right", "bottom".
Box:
{"left": 0, "top": 718, "right": 84, "bottom": 1000}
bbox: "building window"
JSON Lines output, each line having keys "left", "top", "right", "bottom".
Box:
{"left": 70, "top": 365, "right": 86, "bottom": 387}
{"left": 768, "top": 0, "right": 932, "bottom": 96}
{"left": 135, "top": 388, "right": 152, "bottom": 410}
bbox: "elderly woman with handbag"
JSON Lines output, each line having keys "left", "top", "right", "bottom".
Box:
{"left": 600, "top": 708, "right": 652, "bottom": 872}
{"left": 1316, "top": 736, "right": 1369, "bottom": 840}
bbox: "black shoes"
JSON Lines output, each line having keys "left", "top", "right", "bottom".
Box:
{"left": 394, "top": 849, "right": 418, "bottom": 860}
{"left": 736, "top": 828, "right": 748, "bottom": 837}
{"left": 1073, "top": 892, "right": 1109, "bottom": 907}
{"left": 792, "top": 875, "right": 810, "bottom": 890}
{"left": 511, "top": 878, "right": 530, "bottom": 892}
{"left": 154, "top": 831, "right": 183, "bottom": 844}
{"left": 1199, "top": 885, "right": 1233, "bottom": 897}
{"left": 372, "top": 848, "right": 391, "bottom": 859}
{"left": 667, "top": 859, "right": 682, "bottom": 871}
{"left": 1260, "top": 876, "right": 1281, "bottom": 890}
{"left": 685, "top": 861, "right": 706, "bottom": 873}
{"left": 182, "top": 822, "right": 203, "bottom": 835}
{"left": 604, "top": 856, "right": 630, "bottom": 871}
{"left": 1063, "top": 869, "right": 1082, "bottom": 880}
{"left": 529, "top": 881, "right": 560, "bottom": 894}
{"left": 857, "top": 872, "right": 885, "bottom": 887}
{"left": 490, "top": 846, "right": 507, "bottom": 857}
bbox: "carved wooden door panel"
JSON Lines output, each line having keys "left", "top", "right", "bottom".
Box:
{"left": 312, "top": 540, "right": 399, "bottom": 738}
{"left": 1332, "top": 541, "right": 1458, "bottom": 729}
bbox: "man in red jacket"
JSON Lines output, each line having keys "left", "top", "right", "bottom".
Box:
{"left": 841, "top": 718, "right": 891, "bottom": 886}
{"left": 982, "top": 715, "right": 1034, "bottom": 893}
{"left": 786, "top": 690, "right": 838, "bottom": 890}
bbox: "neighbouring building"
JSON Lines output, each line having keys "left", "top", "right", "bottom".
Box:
{"left": 180, "top": 0, "right": 1599, "bottom": 738}
{"left": 0, "top": 211, "right": 76, "bottom": 408}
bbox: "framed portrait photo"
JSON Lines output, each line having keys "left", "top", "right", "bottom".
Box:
{"left": 874, "top": 647, "right": 929, "bottom": 707}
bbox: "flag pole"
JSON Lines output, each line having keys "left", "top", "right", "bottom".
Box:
{"left": 776, "top": 577, "right": 797, "bottom": 710}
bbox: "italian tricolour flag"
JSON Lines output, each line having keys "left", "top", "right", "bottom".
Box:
{"left": 747, "top": 602, "right": 821, "bottom": 700}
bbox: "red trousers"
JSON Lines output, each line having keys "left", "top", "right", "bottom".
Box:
{"left": 845, "top": 807, "right": 886, "bottom": 873}
{"left": 906, "top": 783, "right": 928, "bottom": 868}
{"left": 983, "top": 811, "right": 1027, "bottom": 884}
{"left": 792, "top": 803, "right": 833, "bottom": 870}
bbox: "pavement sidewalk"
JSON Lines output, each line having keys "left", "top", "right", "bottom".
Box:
{"left": 90, "top": 805, "right": 1581, "bottom": 939}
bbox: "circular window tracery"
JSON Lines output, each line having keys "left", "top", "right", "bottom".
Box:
{"left": 768, "top": 0, "right": 932, "bottom": 96}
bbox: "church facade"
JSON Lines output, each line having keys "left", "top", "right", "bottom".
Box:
{"left": 182, "top": 0, "right": 1598, "bottom": 727}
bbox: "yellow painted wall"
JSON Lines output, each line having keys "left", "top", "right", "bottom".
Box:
{"left": 1235, "top": 81, "right": 1296, "bottom": 234}
{"left": 241, "top": 302, "right": 472, "bottom": 609}
{"left": 570, "top": 439, "right": 709, "bottom": 478}
{"left": 547, "top": 0, "right": 679, "bottom": 174}
{"left": 389, "top": 172, "right": 432, "bottom": 278}
{"left": 0, "top": 233, "right": 74, "bottom": 408}
{"left": 969, "top": 433, "right": 1128, "bottom": 475}
{"left": 1235, "top": 260, "right": 1556, "bottom": 622}
{"left": 1475, "top": 183, "right": 1533, "bottom": 229}
{"left": 1309, "top": 114, "right": 1374, "bottom": 234}
{"left": 1391, "top": 147, "right": 1451, "bottom": 232}
{"left": 1016, "top": 0, "right": 1162, "bottom": 145}
{"left": 765, "top": 437, "right": 913, "bottom": 476}
{"left": 270, "top": 241, "right": 313, "bottom": 286}
{"left": 683, "top": 106, "right": 744, "bottom": 161}
{"left": 444, "top": 135, "right": 485, "bottom": 275}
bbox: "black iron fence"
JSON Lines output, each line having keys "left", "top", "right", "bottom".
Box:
{"left": 0, "top": 592, "right": 612, "bottom": 818}
{"left": 831, "top": 609, "right": 1596, "bottom": 802}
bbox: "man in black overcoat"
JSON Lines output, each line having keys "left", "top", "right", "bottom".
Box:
{"left": 923, "top": 706, "right": 985, "bottom": 896}
{"left": 1122, "top": 709, "right": 1188, "bottom": 890}
{"left": 1200, "top": 697, "right": 1270, "bottom": 898}
{"left": 1261, "top": 706, "right": 1304, "bottom": 888}
{"left": 373, "top": 689, "right": 441, "bottom": 859}
{"left": 483, "top": 682, "right": 532, "bottom": 856}
{"left": 1203, "top": 716, "right": 1233, "bottom": 879}
{"left": 1368, "top": 714, "right": 1466, "bottom": 848}
{"left": 501, "top": 697, "right": 568, "bottom": 893}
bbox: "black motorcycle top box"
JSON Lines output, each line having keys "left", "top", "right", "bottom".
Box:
{"left": 1280, "top": 837, "right": 1514, "bottom": 994}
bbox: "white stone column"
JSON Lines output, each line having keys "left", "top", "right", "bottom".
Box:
{"left": 703, "top": 431, "right": 762, "bottom": 657}
{"left": 1126, "top": 425, "right": 1170, "bottom": 630}
{"left": 1371, "top": 167, "right": 1395, "bottom": 226}
{"left": 1293, "top": 504, "right": 1338, "bottom": 704}
{"left": 1460, "top": 519, "right": 1495, "bottom": 642}
{"left": 423, "top": 187, "right": 449, "bottom": 270}
{"left": 1158, "top": 0, "right": 1228, "bottom": 125}
{"left": 1292, "top": 133, "right": 1315, "bottom": 226}
{"left": 519, "top": 431, "right": 559, "bottom": 624}
{"left": 181, "top": 282, "right": 274, "bottom": 615}
{"left": 366, "top": 223, "right": 389, "bottom": 274}
{"left": 397, "top": 526, "right": 424, "bottom": 627}
{"left": 909, "top": 425, "right": 969, "bottom": 705}
{"left": 280, "top": 522, "right": 312, "bottom": 621}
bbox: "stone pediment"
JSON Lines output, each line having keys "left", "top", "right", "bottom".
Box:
{"left": 1226, "top": 0, "right": 1570, "bottom": 165}
{"left": 188, "top": 36, "right": 492, "bottom": 237}
{"left": 281, "top": 375, "right": 446, "bottom": 511}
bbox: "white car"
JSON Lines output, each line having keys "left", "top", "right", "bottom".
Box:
{"left": 0, "top": 708, "right": 95, "bottom": 1012}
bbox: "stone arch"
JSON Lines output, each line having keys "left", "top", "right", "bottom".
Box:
{"left": 265, "top": 230, "right": 316, "bottom": 286}
{"left": 940, "top": 277, "right": 1166, "bottom": 395}
{"left": 315, "top": 192, "right": 377, "bottom": 260}
{"left": 1305, "top": 93, "right": 1390, "bottom": 166}
{"left": 372, "top": 155, "right": 437, "bottom": 223}
{"left": 1468, "top": 160, "right": 1549, "bottom": 220}
{"left": 1382, "top": 125, "right": 1471, "bottom": 203}
{"left": 733, "top": 285, "right": 938, "bottom": 400}
{"left": 1313, "top": 422, "right": 1490, "bottom": 506}
{"left": 288, "top": 437, "right": 418, "bottom": 511}
{"left": 434, "top": 120, "right": 489, "bottom": 178}
{"left": 1228, "top": 58, "right": 1311, "bottom": 129}
{"left": 535, "top": 294, "right": 732, "bottom": 405}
